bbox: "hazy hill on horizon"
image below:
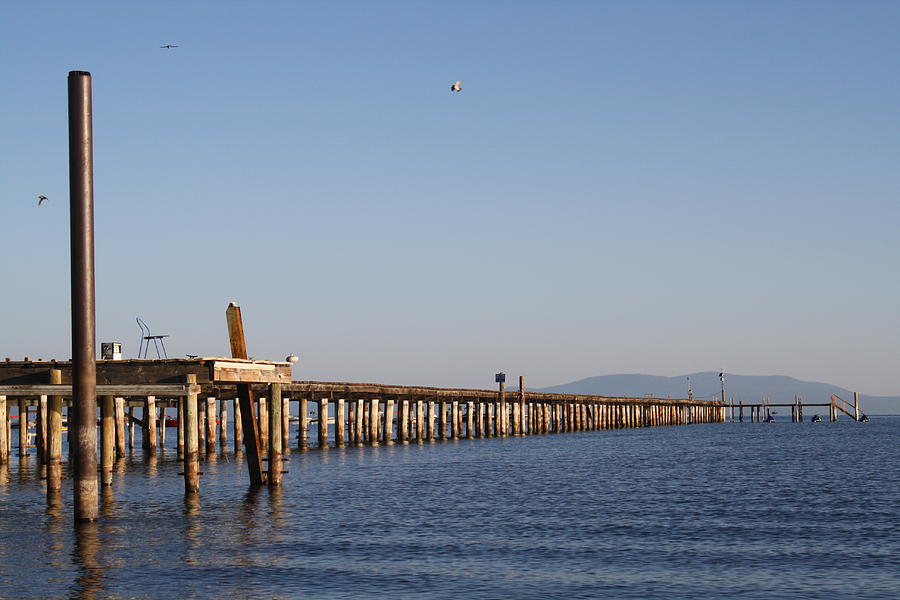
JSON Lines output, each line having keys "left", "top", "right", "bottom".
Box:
{"left": 535, "top": 372, "right": 900, "bottom": 415}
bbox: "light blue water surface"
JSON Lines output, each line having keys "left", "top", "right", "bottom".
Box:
{"left": 0, "top": 417, "right": 896, "bottom": 599}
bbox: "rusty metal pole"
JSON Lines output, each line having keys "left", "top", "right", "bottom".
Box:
{"left": 68, "top": 70, "right": 99, "bottom": 522}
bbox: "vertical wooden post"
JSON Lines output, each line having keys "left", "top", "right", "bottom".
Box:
{"left": 47, "top": 370, "right": 63, "bottom": 492}
{"left": 177, "top": 398, "right": 185, "bottom": 459}
{"left": 347, "top": 399, "right": 356, "bottom": 444}
{"left": 438, "top": 401, "right": 447, "bottom": 440}
{"left": 219, "top": 398, "right": 228, "bottom": 451}
{"left": 318, "top": 397, "right": 329, "bottom": 449}
{"left": 450, "top": 401, "right": 459, "bottom": 439}
{"left": 282, "top": 396, "right": 290, "bottom": 454}
{"left": 427, "top": 401, "right": 436, "bottom": 441}
{"left": 184, "top": 374, "right": 200, "bottom": 494}
{"left": 258, "top": 396, "right": 268, "bottom": 453}
{"left": 369, "top": 398, "right": 380, "bottom": 445}
{"left": 143, "top": 396, "right": 157, "bottom": 456}
{"left": 158, "top": 406, "right": 166, "bottom": 448}
{"left": 853, "top": 391, "right": 860, "bottom": 421}
{"left": 36, "top": 395, "right": 47, "bottom": 465}
{"left": 114, "top": 396, "right": 125, "bottom": 458}
{"left": 18, "top": 399, "right": 28, "bottom": 457}
{"left": 268, "top": 383, "right": 283, "bottom": 486}
{"left": 127, "top": 405, "right": 135, "bottom": 449}
{"left": 100, "top": 395, "right": 114, "bottom": 486}
{"left": 416, "top": 400, "right": 426, "bottom": 442}
{"left": 466, "top": 401, "right": 475, "bottom": 439}
{"left": 233, "top": 397, "right": 243, "bottom": 450}
{"left": 335, "top": 398, "right": 346, "bottom": 448}
{"left": 398, "top": 399, "right": 409, "bottom": 444}
{"left": 0, "top": 395, "right": 6, "bottom": 465}
{"left": 354, "top": 398, "right": 364, "bottom": 446}
{"left": 298, "top": 396, "right": 309, "bottom": 450}
{"left": 383, "top": 398, "right": 394, "bottom": 445}
{"left": 205, "top": 397, "right": 216, "bottom": 453}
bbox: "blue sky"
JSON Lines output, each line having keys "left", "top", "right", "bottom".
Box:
{"left": 2, "top": 1, "right": 899, "bottom": 395}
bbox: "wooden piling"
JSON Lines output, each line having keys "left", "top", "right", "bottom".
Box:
{"left": 46, "top": 370, "right": 63, "bottom": 491}
{"left": 258, "top": 396, "right": 268, "bottom": 453}
{"left": 267, "top": 383, "right": 283, "bottom": 486}
{"left": 156, "top": 406, "right": 166, "bottom": 452}
{"left": 176, "top": 398, "right": 185, "bottom": 459}
{"left": 427, "top": 401, "right": 436, "bottom": 441}
{"left": 298, "top": 396, "right": 309, "bottom": 450}
{"left": 416, "top": 400, "right": 426, "bottom": 442}
{"left": 219, "top": 398, "right": 228, "bottom": 450}
{"left": 143, "top": 396, "right": 157, "bottom": 456}
{"left": 384, "top": 398, "right": 394, "bottom": 445}
{"left": 318, "top": 397, "right": 329, "bottom": 449}
{"left": 354, "top": 398, "right": 364, "bottom": 446}
{"left": 282, "top": 396, "right": 289, "bottom": 454}
{"left": 369, "top": 398, "right": 381, "bottom": 446}
{"left": 202, "top": 398, "right": 215, "bottom": 453}
{"left": 233, "top": 397, "right": 243, "bottom": 451}
{"left": 184, "top": 374, "right": 200, "bottom": 493}
{"left": 18, "top": 399, "right": 27, "bottom": 457}
{"left": 127, "top": 405, "right": 135, "bottom": 449}
{"left": 335, "top": 398, "right": 346, "bottom": 447}
{"left": 438, "top": 401, "right": 447, "bottom": 440}
{"left": 0, "top": 395, "right": 6, "bottom": 465}
{"left": 100, "top": 395, "right": 114, "bottom": 486}
{"left": 398, "top": 399, "right": 409, "bottom": 444}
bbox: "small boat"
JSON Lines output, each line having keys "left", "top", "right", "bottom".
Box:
{"left": 811, "top": 415, "right": 822, "bottom": 422}
{"left": 763, "top": 414, "right": 776, "bottom": 423}
{"left": 860, "top": 414, "right": 870, "bottom": 422}
{"left": 165, "top": 416, "right": 178, "bottom": 427}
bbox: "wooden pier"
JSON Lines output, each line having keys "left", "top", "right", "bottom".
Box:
{"left": 0, "top": 358, "right": 727, "bottom": 496}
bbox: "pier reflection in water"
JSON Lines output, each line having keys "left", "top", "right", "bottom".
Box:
{"left": 0, "top": 419, "right": 897, "bottom": 599}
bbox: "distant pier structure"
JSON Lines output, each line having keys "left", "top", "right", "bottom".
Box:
{"left": 0, "top": 358, "right": 724, "bottom": 489}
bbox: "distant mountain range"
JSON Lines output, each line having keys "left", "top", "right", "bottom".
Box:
{"left": 534, "top": 372, "right": 900, "bottom": 415}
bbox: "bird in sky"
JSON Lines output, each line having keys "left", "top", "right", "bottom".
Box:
{"left": 450, "top": 80, "right": 462, "bottom": 92}
{"left": 160, "top": 44, "right": 178, "bottom": 49}
{"left": 37, "top": 195, "right": 47, "bottom": 205}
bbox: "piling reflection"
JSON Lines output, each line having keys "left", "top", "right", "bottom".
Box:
{"left": 146, "top": 453, "right": 158, "bottom": 479}
{"left": 18, "top": 455, "right": 30, "bottom": 484}
{"left": 0, "top": 463, "right": 9, "bottom": 494}
{"left": 101, "top": 486, "right": 116, "bottom": 519}
{"left": 71, "top": 522, "right": 106, "bottom": 600}
{"left": 45, "top": 492, "right": 67, "bottom": 570}
{"left": 183, "top": 493, "right": 202, "bottom": 566}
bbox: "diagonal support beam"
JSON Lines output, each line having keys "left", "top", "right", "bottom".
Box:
{"left": 226, "top": 302, "right": 265, "bottom": 485}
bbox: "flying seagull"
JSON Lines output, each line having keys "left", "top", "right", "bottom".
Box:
{"left": 450, "top": 80, "right": 461, "bottom": 92}
{"left": 160, "top": 44, "right": 178, "bottom": 49}
{"left": 38, "top": 195, "right": 47, "bottom": 205}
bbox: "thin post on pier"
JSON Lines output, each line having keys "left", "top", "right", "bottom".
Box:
{"left": 267, "top": 383, "right": 283, "bottom": 486}
{"left": 0, "top": 395, "right": 6, "bottom": 465}
{"left": 114, "top": 397, "right": 126, "bottom": 458}
{"left": 298, "top": 396, "right": 309, "bottom": 450}
{"left": 184, "top": 374, "right": 200, "bottom": 493}
{"left": 68, "top": 69, "right": 98, "bottom": 522}
{"left": 46, "top": 369, "right": 63, "bottom": 492}
{"left": 100, "top": 395, "right": 114, "bottom": 486}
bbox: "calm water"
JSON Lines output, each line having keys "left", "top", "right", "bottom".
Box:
{"left": 0, "top": 417, "right": 897, "bottom": 599}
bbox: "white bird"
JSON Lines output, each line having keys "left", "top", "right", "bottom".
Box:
{"left": 450, "top": 80, "right": 462, "bottom": 92}
{"left": 37, "top": 195, "right": 47, "bottom": 205}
